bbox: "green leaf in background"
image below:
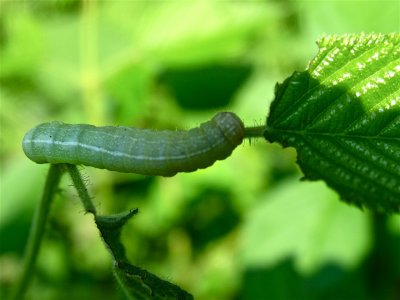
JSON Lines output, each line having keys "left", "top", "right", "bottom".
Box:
{"left": 240, "top": 180, "right": 371, "bottom": 275}
{"left": 264, "top": 33, "right": 400, "bottom": 213}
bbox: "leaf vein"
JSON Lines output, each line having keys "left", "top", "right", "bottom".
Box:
{"left": 301, "top": 136, "right": 400, "bottom": 195}
{"left": 268, "top": 128, "right": 400, "bottom": 141}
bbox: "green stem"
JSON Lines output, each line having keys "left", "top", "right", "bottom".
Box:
{"left": 64, "top": 164, "right": 97, "bottom": 215}
{"left": 244, "top": 125, "right": 265, "bottom": 139}
{"left": 11, "top": 164, "right": 64, "bottom": 300}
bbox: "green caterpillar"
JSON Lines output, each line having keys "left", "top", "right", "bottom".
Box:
{"left": 22, "top": 112, "right": 244, "bottom": 176}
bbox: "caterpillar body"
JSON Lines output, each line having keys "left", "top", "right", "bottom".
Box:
{"left": 22, "top": 112, "right": 244, "bottom": 177}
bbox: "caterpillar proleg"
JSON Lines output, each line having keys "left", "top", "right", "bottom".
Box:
{"left": 22, "top": 112, "right": 244, "bottom": 176}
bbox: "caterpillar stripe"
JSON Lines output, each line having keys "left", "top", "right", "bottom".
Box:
{"left": 22, "top": 112, "right": 244, "bottom": 176}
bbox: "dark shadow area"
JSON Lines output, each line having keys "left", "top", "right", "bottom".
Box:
{"left": 158, "top": 63, "right": 252, "bottom": 110}
{"left": 0, "top": 211, "right": 32, "bottom": 254}
{"left": 180, "top": 188, "right": 241, "bottom": 252}
{"left": 365, "top": 213, "right": 400, "bottom": 300}
{"left": 239, "top": 259, "right": 368, "bottom": 300}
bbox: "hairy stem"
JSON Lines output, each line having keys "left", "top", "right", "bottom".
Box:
{"left": 11, "top": 164, "right": 64, "bottom": 300}
{"left": 65, "top": 164, "right": 97, "bottom": 215}
{"left": 244, "top": 125, "right": 265, "bottom": 139}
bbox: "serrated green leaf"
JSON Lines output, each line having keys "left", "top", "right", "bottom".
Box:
{"left": 114, "top": 261, "right": 194, "bottom": 300}
{"left": 264, "top": 33, "right": 400, "bottom": 213}
{"left": 95, "top": 209, "right": 193, "bottom": 300}
{"left": 95, "top": 209, "right": 139, "bottom": 262}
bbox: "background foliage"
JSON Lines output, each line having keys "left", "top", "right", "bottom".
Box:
{"left": 1, "top": 1, "right": 399, "bottom": 299}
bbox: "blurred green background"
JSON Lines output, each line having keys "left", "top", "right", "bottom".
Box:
{"left": 0, "top": 0, "right": 399, "bottom": 299}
